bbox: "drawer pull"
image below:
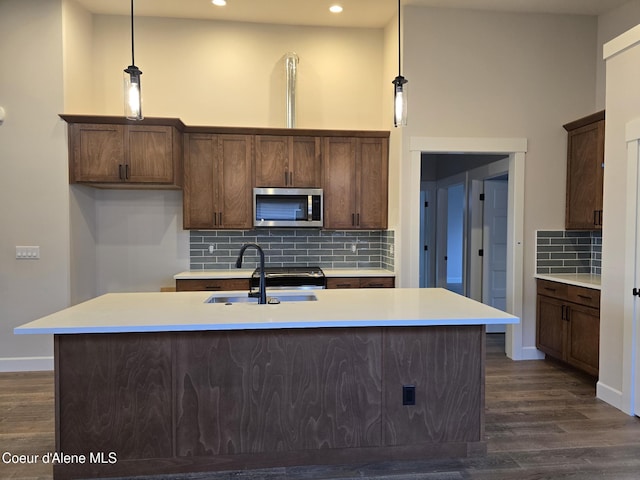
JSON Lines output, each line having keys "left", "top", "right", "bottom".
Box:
{"left": 577, "top": 294, "right": 592, "bottom": 300}
{"left": 544, "top": 287, "right": 556, "bottom": 292}
{"left": 336, "top": 283, "right": 352, "bottom": 288}
{"left": 205, "top": 285, "right": 222, "bottom": 290}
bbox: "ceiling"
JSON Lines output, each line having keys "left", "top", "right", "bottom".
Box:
{"left": 75, "top": 0, "right": 631, "bottom": 28}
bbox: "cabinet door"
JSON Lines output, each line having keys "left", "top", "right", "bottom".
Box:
{"left": 291, "top": 136, "right": 321, "bottom": 187}
{"left": 566, "top": 303, "right": 599, "bottom": 376}
{"left": 127, "top": 125, "right": 174, "bottom": 183}
{"left": 323, "top": 137, "right": 357, "bottom": 229}
{"left": 71, "top": 123, "right": 124, "bottom": 182}
{"left": 217, "top": 135, "right": 253, "bottom": 229}
{"left": 565, "top": 120, "right": 604, "bottom": 230}
{"left": 357, "top": 138, "right": 388, "bottom": 229}
{"left": 183, "top": 134, "right": 216, "bottom": 229}
{"left": 255, "top": 135, "right": 289, "bottom": 187}
{"left": 536, "top": 294, "right": 566, "bottom": 361}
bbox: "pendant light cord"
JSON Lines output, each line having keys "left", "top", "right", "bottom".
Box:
{"left": 397, "top": 0, "right": 401, "bottom": 75}
{"left": 130, "top": 0, "right": 135, "bottom": 66}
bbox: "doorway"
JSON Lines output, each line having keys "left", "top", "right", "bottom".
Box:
{"left": 420, "top": 154, "right": 508, "bottom": 309}
{"left": 402, "top": 137, "right": 527, "bottom": 360}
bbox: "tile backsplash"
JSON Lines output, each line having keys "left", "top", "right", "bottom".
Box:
{"left": 536, "top": 230, "right": 602, "bottom": 275}
{"left": 190, "top": 229, "right": 395, "bottom": 271}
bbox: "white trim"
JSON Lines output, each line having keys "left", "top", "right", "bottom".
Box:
{"left": 597, "top": 381, "right": 624, "bottom": 411}
{"left": 0, "top": 356, "right": 54, "bottom": 372}
{"left": 404, "top": 137, "right": 527, "bottom": 361}
{"left": 410, "top": 137, "right": 527, "bottom": 154}
{"left": 604, "top": 24, "right": 640, "bottom": 61}
{"left": 626, "top": 117, "right": 640, "bottom": 142}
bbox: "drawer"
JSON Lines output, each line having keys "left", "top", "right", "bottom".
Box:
{"left": 326, "top": 278, "right": 360, "bottom": 289}
{"left": 566, "top": 284, "right": 600, "bottom": 309}
{"left": 536, "top": 279, "right": 569, "bottom": 300}
{"left": 360, "top": 277, "right": 395, "bottom": 288}
{"left": 176, "top": 278, "right": 250, "bottom": 292}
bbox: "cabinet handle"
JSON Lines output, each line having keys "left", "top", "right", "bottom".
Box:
{"left": 598, "top": 210, "right": 603, "bottom": 226}
{"left": 205, "top": 285, "right": 222, "bottom": 290}
{"left": 577, "top": 294, "right": 592, "bottom": 300}
{"left": 352, "top": 213, "right": 355, "bottom": 226}
{"left": 213, "top": 213, "right": 217, "bottom": 226}
{"left": 368, "top": 283, "right": 384, "bottom": 287}
{"left": 219, "top": 212, "right": 223, "bottom": 226}
{"left": 284, "top": 171, "right": 288, "bottom": 185}
{"left": 118, "top": 164, "right": 124, "bottom": 180}
{"left": 544, "top": 287, "right": 556, "bottom": 292}
{"left": 289, "top": 172, "right": 293, "bottom": 185}
{"left": 336, "top": 283, "right": 352, "bottom": 288}
{"left": 593, "top": 210, "right": 598, "bottom": 226}
{"left": 356, "top": 213, "right": 360, "bottom": 226}
{"left": 125, "top": 164, "right": 130, "bottom": 180}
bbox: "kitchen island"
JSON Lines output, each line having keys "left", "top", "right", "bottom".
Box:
{"left": 15, "top": 288, "right": 518, "bottom": 480}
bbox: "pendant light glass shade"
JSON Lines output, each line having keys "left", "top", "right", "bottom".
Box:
{"left": 392, "top": 0, "right": 407, "bottom": 127}
{"left": 123, "top": 0, "right": 143, "bottom": 120}
{"left": 124, "top": 65, "right": 143, "bottom": 120}
{"left": 393, "top": 75, "right": 407, "bottom": 127}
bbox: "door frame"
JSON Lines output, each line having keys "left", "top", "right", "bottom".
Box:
{"left": 401, "top": 137, "right": 527, "bottom": 360}
{"left": 622, "top": 119, "right": 640, "bottom": 415}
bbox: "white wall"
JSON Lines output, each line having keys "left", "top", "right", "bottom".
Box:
{"left": 599, "top": 28, "right": 640, "bottom": 411}
{"left": 0, "top": 0, "right": 70, "bottom": 370}
{"left": 398, "top": 7, "right": 598, "bottom": 352}
{"left": 596, "top": 0, "right": 640, "bottom": 110}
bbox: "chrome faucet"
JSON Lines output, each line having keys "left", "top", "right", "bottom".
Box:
{"left": 235, "top": 243, "right": 267, "bottom": 304}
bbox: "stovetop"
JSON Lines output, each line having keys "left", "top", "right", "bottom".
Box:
{"left": 250, "top": 266, "right": 325, "bottom": 288}
{"left": 252, "top": 266, "right": 325, "bottom": 278}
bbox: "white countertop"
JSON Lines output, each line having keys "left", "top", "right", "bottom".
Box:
{"left": 14, "top": 288, "right": 518, "bottom": 335}
{"left": 534, "top": 273, "right": 601, "bottom": 290}
{"left": 174, "top": 269, "right": 395, "bottom": 280}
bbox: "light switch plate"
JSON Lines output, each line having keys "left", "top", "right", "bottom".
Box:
{"left": 16, "top": 246, "right": 40, "bottom": 259}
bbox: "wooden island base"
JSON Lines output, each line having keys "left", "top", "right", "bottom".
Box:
{"left": 53, "top": 325, "right": 485, "bottom": 479}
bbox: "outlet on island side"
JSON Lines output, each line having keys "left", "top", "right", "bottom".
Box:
{"left": 402, "top": 385, "right": 416, "bottom": 406}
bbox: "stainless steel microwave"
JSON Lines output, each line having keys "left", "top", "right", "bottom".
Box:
{"left": 253, "top": 188, "right": 323, "bottom": 228}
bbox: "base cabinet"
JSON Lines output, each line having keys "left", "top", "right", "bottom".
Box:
{"left": 326, "top": 276, "right": 395, "bottom": 289}
{"left": 175, "top": 278, "right": 250, "bottom": 292}
{"left": 536, "top": 279, "right": 599, "bottom": 376}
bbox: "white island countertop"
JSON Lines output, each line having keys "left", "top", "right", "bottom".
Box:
{"left": 14, "top": 288, "right": 518, "bottom": 335}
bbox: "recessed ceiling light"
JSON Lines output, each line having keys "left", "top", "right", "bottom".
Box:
{"left": 329, "top": 5, "right": 343, "bottom": 13}
{"left": 211, "top": 0, "right": 226, "bottom": 6}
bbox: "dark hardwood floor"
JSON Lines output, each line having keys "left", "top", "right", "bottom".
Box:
{"left": 2, "top": 334, "right": 640, "bottom": 479}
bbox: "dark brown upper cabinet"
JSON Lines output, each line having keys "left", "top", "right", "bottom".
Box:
{"left": 61, "top": 115, "right": 184, "bottom": 189}
{"left": 563, "top": 111, "right": 605, "bottom": 230}
{"left": 254, "top": 135, "right": 321, "bottom": 188}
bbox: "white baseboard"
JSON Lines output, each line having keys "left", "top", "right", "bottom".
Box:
{"left": 0, "top": 356, "right": 54, "bottom": 372}
{"left": 596, "top": 381, "right": 627, "bottom": 414}
{"left": 508, "top": 346, "right": 545, "bottom": 361}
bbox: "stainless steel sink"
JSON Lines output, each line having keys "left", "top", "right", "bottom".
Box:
{"left": 206, "top": 293, "right": 318, "bottom": 304}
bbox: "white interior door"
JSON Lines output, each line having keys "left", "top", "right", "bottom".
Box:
{"left": 483, "top": 179, "right": 508, "bottom": 333}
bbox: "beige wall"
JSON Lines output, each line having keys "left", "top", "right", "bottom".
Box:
{"left": 399, "top": 7, "right": 598, "bottom": 351}
{"left": 596, "top": 0, "right": 640, "bottom": 110}
{"left": 91, "top": 15, "right": 384, "bottom": 130}
{"left": 0, "top": 0, "right": 69, "bottom": 370}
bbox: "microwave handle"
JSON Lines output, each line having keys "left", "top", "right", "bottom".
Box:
{"left": 307, "top": 195, "right": 313, "bottom": 221}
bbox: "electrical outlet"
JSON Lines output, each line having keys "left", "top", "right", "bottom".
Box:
{"left": 402, "top": 385, "right": 416, "bottom": 406}
{"left": 351, "top": 243, "right": 357, "bottom": 253}
{"left": 208, "top": 244, "right": 215, "bottom": 254}
{"left": 16, "top": 246, "right": 40, "bottom": 259}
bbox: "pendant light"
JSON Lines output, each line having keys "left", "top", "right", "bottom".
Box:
{"left": 392, "top": 0, "right": 407, "bottom": 127}
{"left": 123, "top": 0, "right": 143, "bottom": 120}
